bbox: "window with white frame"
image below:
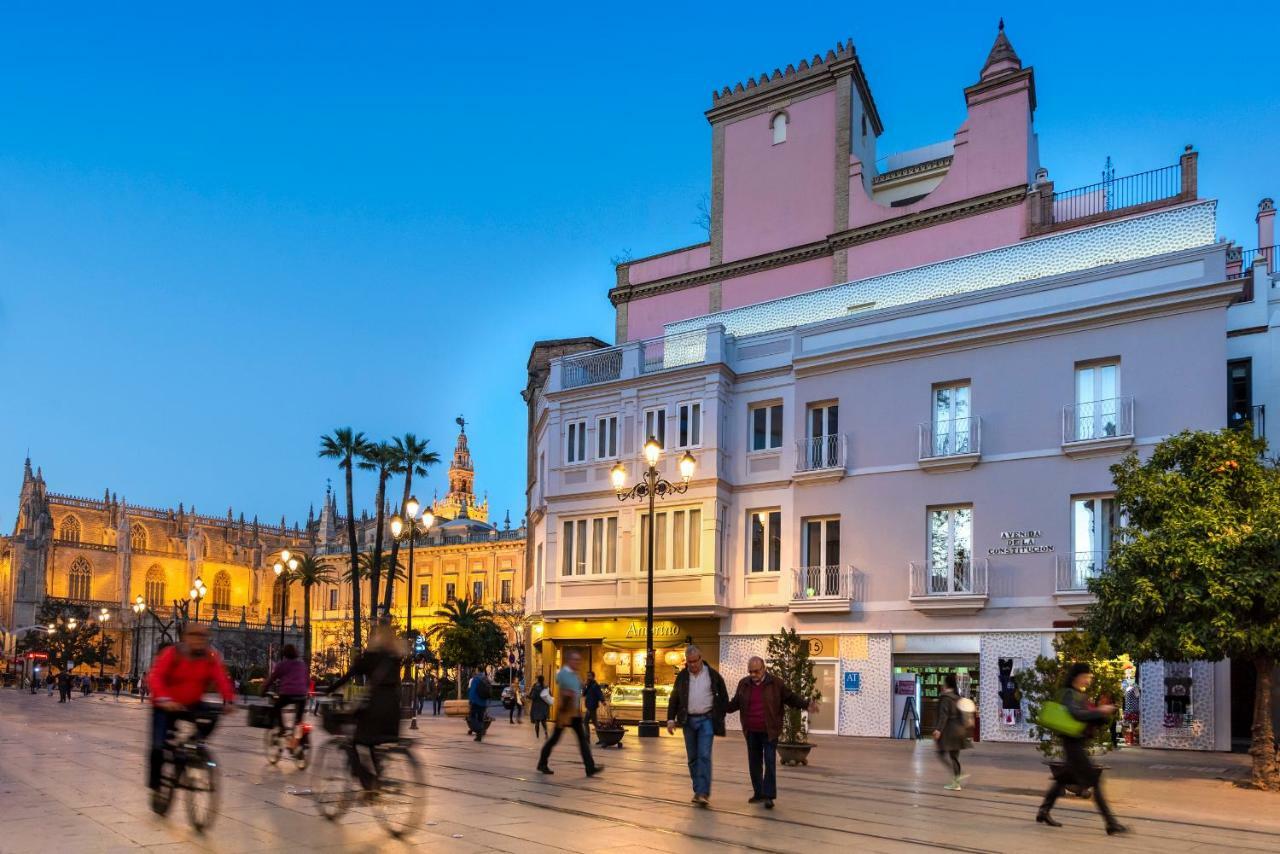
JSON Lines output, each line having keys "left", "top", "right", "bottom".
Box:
{"left": 566, "top": 419, "right": 588, "bottom": 464}
{"left": 676, "top": 401, "right": 702, "bottom": 448}
{"left": 561, "top": 515, "right": 618, "bottom": 576}
{"left": 750, "top": 403, "right": 784, "bottom": 451}
{"left": 639, "top": 506, "right": 702, "bottom": 571}
{"left": 801, "top": 517, "right": 840, "bottom": 567}
{"left": 932, "top": 383, "right": 972, "bottom": 456}
{"left": 927, "top": 506, "right": 973, "bottom": 594}
{"left": 805, "top": 402, "right": 839, "bottom": 468}
{"left": 597, "top": 415, "right": 618, "bottom": 459}
{"left": 644, "top": 407, "right": 667, "bottom": 449}
{"left": 1074, "top": 361, "right": 1120, "bottom": 440}
{"left": 749, "top": 509, "right": 782, "bottom": 573}
{"left": 1070, "top": 495, "right": 1118, "bottom": 585}
{"left": 771, "top": 112, "right": 787, "bottom": 144}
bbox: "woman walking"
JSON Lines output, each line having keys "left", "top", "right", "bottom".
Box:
{"left": 527, "top": 674, "right": 551, "bottom": 739}
{"left": 1036, "top": 662, "right": 1127, "bottom": 835}
{"left": 932, "top": 673, "right": 969, "bottom": 790}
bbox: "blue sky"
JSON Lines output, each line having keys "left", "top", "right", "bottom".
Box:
{"left": 1, "top": 2, "right": 1277, "bottom": 530}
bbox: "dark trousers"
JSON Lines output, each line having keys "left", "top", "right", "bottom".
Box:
{"left": 148, "top": 704, "right": 218, "bottom": 790}
{"left": 744, "top": 730, "right": 777, "bottom": 799}
{"left": 271, "top": 694, "right": 306, "bottom": 734}
{"left": 432, "top": 695, "right": 443, "bottom": 716}
{"left": 538, "top": 717, "right": 596, "bottom": 772}
{"left": 937, "top": 746, "right": 961, "bottom": 776}
{"left": 585, "top": 706, "right": 598, "bottom": 731}
{"left": 1040, "top": 737, "right": 1115, "bottom": 824}
{"left": 532, "top": 717, "right": 548, "bottom": 737}
{"left": 468, "top": 702, "right": 487, "bottom": 739}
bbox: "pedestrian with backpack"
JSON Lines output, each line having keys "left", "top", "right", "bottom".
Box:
{"left": 932, "top": 673, "right": 973, "bottom": 790}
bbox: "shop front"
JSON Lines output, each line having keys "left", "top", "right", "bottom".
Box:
{"left": 530, "top": 617, "right": 721, "bottom": 723}
{"left": 891, "top": 634, "right": 980, "bottom": 739}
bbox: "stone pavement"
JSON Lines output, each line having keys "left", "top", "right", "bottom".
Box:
{"left": 0, "top": 687, "right": 1276, "bottom": 853}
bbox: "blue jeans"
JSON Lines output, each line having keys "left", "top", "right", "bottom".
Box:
{"left": 744, "top": 730, "right": 777, "bottom": 799}
{"left": 682, "top": 715, "right": 715, "bottom": 797}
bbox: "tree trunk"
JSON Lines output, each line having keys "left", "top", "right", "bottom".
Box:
{"left": 383, "top": 470, "right": 414, "bottom": 615}
{"left": 370, "top": 470, "right": 388, "bottom": 625}
{"left": 345, "top": 463, "right": 362, "bottom": 653}
{"left": 1251, "top": 656, "right": 1280, "bottom": 790}
{"left": 303, "top": 585, "right": 312, "bottom": 671}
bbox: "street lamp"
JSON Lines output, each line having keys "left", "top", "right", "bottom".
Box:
{"left": 132, "top": 595, "right": 147, "bottom": 680}
{"left": 391, "top": 497, "right": 434, "bottom": 664}
{"left": 97, "top": 608, "right": 111, "bottom": 679}
{"left": 190, "top": 577, "right": 207, "bottom": 623}
{"left": 273, "top": 551, "right": 300, "bottom": 656}
{"left": 611, "top": 436, "right": 696, "bottom": 737}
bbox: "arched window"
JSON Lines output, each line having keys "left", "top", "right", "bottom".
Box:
{"left": 69, "top": 557, "right": 92, "bottom": 601}
{"left": 145, "top": 565, "right": 166, "bottom": 608}
{"left": 130, "top": 523, "right": 148, "bottom": 552}
{"left": 212, "top": 571, "right": 231, "bottom": 611}
{"left": 772, "top": 112, "right": 788, "bottom": 144}
{"left": 272, "top": 576, "right": 288, "bottom": 618}
{"left": 59, "top": 515, "right": 81, "bottom": 543}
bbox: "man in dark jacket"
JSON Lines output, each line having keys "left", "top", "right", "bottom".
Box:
{"left": 583, "top": 672, "right": 605, "bottom": 736}
{"left": 666, "top": 645, "right": 729, "bottom": 806}
{"left": 725, "top": 656, "right": 819, "bottom": 809}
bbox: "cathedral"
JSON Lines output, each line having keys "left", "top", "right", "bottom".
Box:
{"left": 0, "top": 421, "right": 526, "bottom": 678}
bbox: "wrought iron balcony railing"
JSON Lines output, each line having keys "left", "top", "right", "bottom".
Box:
{"left": 918, "top": 416, "right": 981, "bottom": 460}
{"left": 791, "top": 565, "right": 853, "bottom": 601}
{"left": 1057, "top": 550, "right": 1107, "bottom": 593}
{"left": 795, "top": 434, "right": 847, "bottom": 472}
{"left": 908, "top": 558, "right": 988, "bottom": 597}
{"left": 1063, "top": 396, "right": 1134, "bottom": 444}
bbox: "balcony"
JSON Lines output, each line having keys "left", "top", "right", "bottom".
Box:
{"left": 1027, "top": 150, "right": 1197, "bottom": 237}
{"left": 789, "top": 565, "right": 855, "bottom": 613}
{"left": 561, "top": 347, "right": 622, "bottom": 389}
{"left": 793, "top": 434, "right": 847, "bottom": 482}
{"left": 1056, "top": 550, "right": 1105, "bottom": 613}
{"left": 1062, "top": 396, "right": 1134, "bottom": 457}
{"left": 1229, "top": 404, "right": 1266, "bottom": 441}
{"left": 550, "top": 326, "right": 722, "bottom": 392}
{"left": 917, "top": 417, "right": 981, "bottom": 472}
{"left": 908, "top": 559, "right": 989, "bottom": 615}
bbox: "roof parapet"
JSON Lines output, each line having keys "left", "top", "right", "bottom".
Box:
{"left": 711, "top": 38, "right": 855, "bottom": 106}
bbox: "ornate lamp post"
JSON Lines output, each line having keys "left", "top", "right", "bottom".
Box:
{"left": 391, "top": 498, "right": 434, "bottom": 684}
{"left": 132, "top": 595, "right": 147, "bottom": 680}
{"left": 96, "top": 607, "right": 111, "bottom": 679}
{"left": 189, "top": 578, "right": 207, "bottom": 623}
{"left": 610, "top": 437, "right": 696, "bottom": 738}
{"left": 273, "top": 550, "right": 300, "bottom": 658}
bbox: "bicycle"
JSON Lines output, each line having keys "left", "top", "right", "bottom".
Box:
{"left": 150, "top": 704, "right": 221, "bottom": 833}
{"left": 311, "top": 697, "right": 426, "bottom": 838}
{"left": 263, "top": 693, "right": 312, "bottom": 770}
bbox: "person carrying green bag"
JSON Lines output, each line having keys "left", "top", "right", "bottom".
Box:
{"left": 1035, "top": 662, "right": 1127, "bottom": 835}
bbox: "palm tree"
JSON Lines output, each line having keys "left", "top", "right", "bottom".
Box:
{"left": 342, "top": 552, "right": 407, "bottom": 587}
{"left": 426, "top": 597, "right": 502, "bottom": 694}
{"left": 319, "top": 427, "right": 373, "bottom": 652}
{"left": 290, "top": 554, "right": 335, "bottom": 669}
{"left": 357, "top": 441, "right": 395, "bottom": 625}
{"left": 383, "top": 434, "right": 441, "bottom": 615}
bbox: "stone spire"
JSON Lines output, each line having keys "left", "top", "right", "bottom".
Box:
{"left": 980, "top": 18, "right": 1022, "bottom": 81}
{"left": 431, "top": 415, "right": 489, "bottom": 523}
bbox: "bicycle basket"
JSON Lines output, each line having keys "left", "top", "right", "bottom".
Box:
{"left": 319, "top": 700, "right": 354, "bottom": 735}
{"left": 247, "top": 704, "right": 275, "bottom": 729}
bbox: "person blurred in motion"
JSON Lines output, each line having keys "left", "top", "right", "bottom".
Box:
{"left": 583, "top": 671, "right": 604, "bottom": 736}
{"left": 263, "top": 644, "right": 309, "bottom": 748}
{"left": 723, "top": 655, "right": 818, "bottom": 809}
{"left": 146, "top": 623, "right": 236, "bottom": 792}
{"left": 667, "top": 645, "right": 729, "bottom": 807}
{"left": 933, "top": 673, "right": 971, "bottom": 791}
{"left": 467, "top": 669, "right": 492, "bottom": 741}
{"left": 328, "top": 623, "right": 404, "bottom": 792}
{"left": 1036, "top": 662, "right": 1127, "bottom": 835}
{"left": 528, "top": 674, "right": 551, "bottom": 739}
{"left": 537, "top": 650, "right": 602, "bottom": 777}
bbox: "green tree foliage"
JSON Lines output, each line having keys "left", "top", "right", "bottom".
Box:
{"left": 427, "top": 598, "right": 506, "bottom": 690}
{"left": 383, "top": 433, "right": 440, "bottom": 614}
{"left": 766, "top": 627, "right": 822, "bottom": 744}
{"left": 1084, "top": 428, "right": 1280, "bottom": 790}
{"left": 17, "top": 601, "right": 118, "bottom": 674}
{"left": 1014, "top": 630, "right": 1125, "bottom": 758}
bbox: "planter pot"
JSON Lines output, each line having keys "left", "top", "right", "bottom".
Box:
{"left": 595, "top": 726, "right": 626, "bottom": 748}
{"left": 443, "top": 699, "right": 471, "bottom": 717}
{"left": 776, "top": 741, "right": 813, "bottom": 766}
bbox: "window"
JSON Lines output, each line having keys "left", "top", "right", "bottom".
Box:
{"left": 640, "top": 507, "right": 702, "bottom": 571}
{"left": 213, "top": 571, "right": 231, "bottom": 611}
{"left": 130, "top": 523, "right": 148, "bottom": 552}
{"left": 561, "top": 515, "right": 618, "bottom": 576}
{"left": 597, "top": 415, "right": 618, "bottom": 459}
{"left": 418, "top": 583, "right": 430, "bottom": 607}
{"left": 566, "top": 419, "right": 587, "bottom": 464}
{"left": 932, "top": 383, "right": 972, "bottom": 456}
{"left": 69, "top": 557, "right": 92, "bottom": 600}
{"left": 500, "top": 578, "right": 512, "bottom": 604}
{"left": 771, "top": 112, "right": 787, "bottom": 144}
{"left": 58, "top": 515, "right": 81, "bottom": 543}
{"left": 748, "top": 510, "right": 782, "bottom": 573}
{"left": 328, "top": 588, "right": 339, "bottom": 611}
{"left": 1071, "top": 496, "right": 1118, "bottom": 585}
{"left": 1074, "top": 362, "right": 1120, "bottom": 440}
{"left": 446, "top": 582, "right": 457, "bottom": 602}
{"left": 472, "top": 580, "right": 483, "bottom": 603}
{"left": 677, "top": 401, "right": 702, "bottom": 448}
{"left": 927, "top": 506, "right": 973, "bottom": 594}
{"left": 145, "top": 565, "right": 165, "bottom": 607}
{"left": 750, "top": 403, "right": 784, "bottom": 451}
{"left": 802, "top": 517, "right": 840, "bottom": 567}
{"left": 536, "top": 543, "right": 544, "bottom": 585}
{"left": 1228, "top": 359, "right": 1254, "bottom": 430}
{"left": 805, "top": 403, "right": 839, "bottom": 467}
{"left": 644, "top": 407, "right": 667, "bottom": 449}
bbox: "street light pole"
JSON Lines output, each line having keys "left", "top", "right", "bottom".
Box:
{"left": 391, "top": 498, "right": 433, "bottom": 682}
{"left": 97, "top": 608, "right": 111, "bottom": 679}
{"left": 132, "top": 596, "right": 147, "bottom": 680}
{"left": 273, "top": 550, "right": 300, "bottom": 661}
{"left": 189, "top": 577, "right": 207, "bottom": 624}
{"left": 611, "top": 438, "right": 696, "bottom": 738}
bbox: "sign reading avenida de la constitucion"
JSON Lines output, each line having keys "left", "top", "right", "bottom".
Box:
{"left": 988, "top": 529, "right": 1054, "bottom": 556}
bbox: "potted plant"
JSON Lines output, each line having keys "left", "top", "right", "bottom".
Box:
{"left": 768, "top": 627, "right": 822, "bottom": 766}
{"left": 1016, "top": 630, "right": 1124, "bottom": 794}
{"left": 594, "top": 685, "right": 626, "bottom": 748}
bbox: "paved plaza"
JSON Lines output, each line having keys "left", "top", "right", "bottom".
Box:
{"left": 0, "top": 688, "right": 1276, "bottom": 853}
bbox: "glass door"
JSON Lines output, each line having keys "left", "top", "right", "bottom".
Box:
{"left": 932, "top": 384, "right": 971, "bottom": 456}
{"left": 809, "top": 662, "right": 838, "bottom": 733}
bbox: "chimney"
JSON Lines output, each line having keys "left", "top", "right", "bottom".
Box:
{"left": 1258, "top": 198, "right": 1276, "bottom": 255}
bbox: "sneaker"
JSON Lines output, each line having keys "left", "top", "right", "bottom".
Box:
{"left": 694, "top": 794, "right": 709, "bottom": 806}
{"left": 944, "top": 780, "right": 962, "bottom": 791}
{"left": 764, "top": 799, "right": 774, "bottom": 809}
{"left": 748, "top": 796, "right": 766, "bottom": 804}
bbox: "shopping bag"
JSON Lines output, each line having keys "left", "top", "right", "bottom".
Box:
{"left": 1035, "top": 700, "right": 1085, "bottom": 737}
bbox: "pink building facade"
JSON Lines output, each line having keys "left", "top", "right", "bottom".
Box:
{"left": 527, "top": 25, "right": 1275, "bottom": 750}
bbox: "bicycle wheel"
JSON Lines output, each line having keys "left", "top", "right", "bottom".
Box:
{"left": 371, "top": 745, "right": 425, "bottom": 839}
{"left": 293, "top": 737, "right": 310, "bottom": 771}
{"left": 264, "top": 729, "right": 282, "bottom": 765}
{"left": 312, "top": 741, "right": 353, "bottom": 820}
{"left": 150, "top": 756, "right": 178, "bottom": 816}
{"left": 182, "top": 748, "right": 220, "bottom": 833}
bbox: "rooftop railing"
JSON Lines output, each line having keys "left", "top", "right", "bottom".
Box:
{"left": 1028, "top": 150, "right": 1197, "bottom": 236}
{"left": 562, "top": 346, "right": 623, "bottom": 389}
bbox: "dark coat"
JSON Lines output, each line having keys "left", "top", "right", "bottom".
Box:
{"left": 331, "top": 649, "right": 402, "bottom": 745}
{"left": 667, "top": 665, "right": 730, "bottom": 736}
{"left": 934, "top": 690, "right": 969, "bottom": 752}
{"left": 583, "top": 679, "right": 605, "bottom": 711}
{"left": 527, "top": 682, "right": 551, "bottom": 722}
{"left": 725, "top": 673, "right": 810, "bottom": 743}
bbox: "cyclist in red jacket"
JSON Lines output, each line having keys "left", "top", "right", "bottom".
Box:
{"left": 147, "top": 623, "right": 236, "bottom": 791}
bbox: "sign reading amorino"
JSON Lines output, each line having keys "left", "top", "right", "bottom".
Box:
{"left": 987, "top": 529, "right": 1054, "bottom": 556}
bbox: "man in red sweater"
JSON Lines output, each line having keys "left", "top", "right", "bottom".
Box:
{"left": 725, "top": 656, "right": 819, "bottom": 809}
{"left": 147, "top": 624, "right": 236, "bottom": 792}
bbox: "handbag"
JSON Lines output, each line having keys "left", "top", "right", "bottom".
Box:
{"left": 1036, "top": 700, "right": 1086, "bottom": 737}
